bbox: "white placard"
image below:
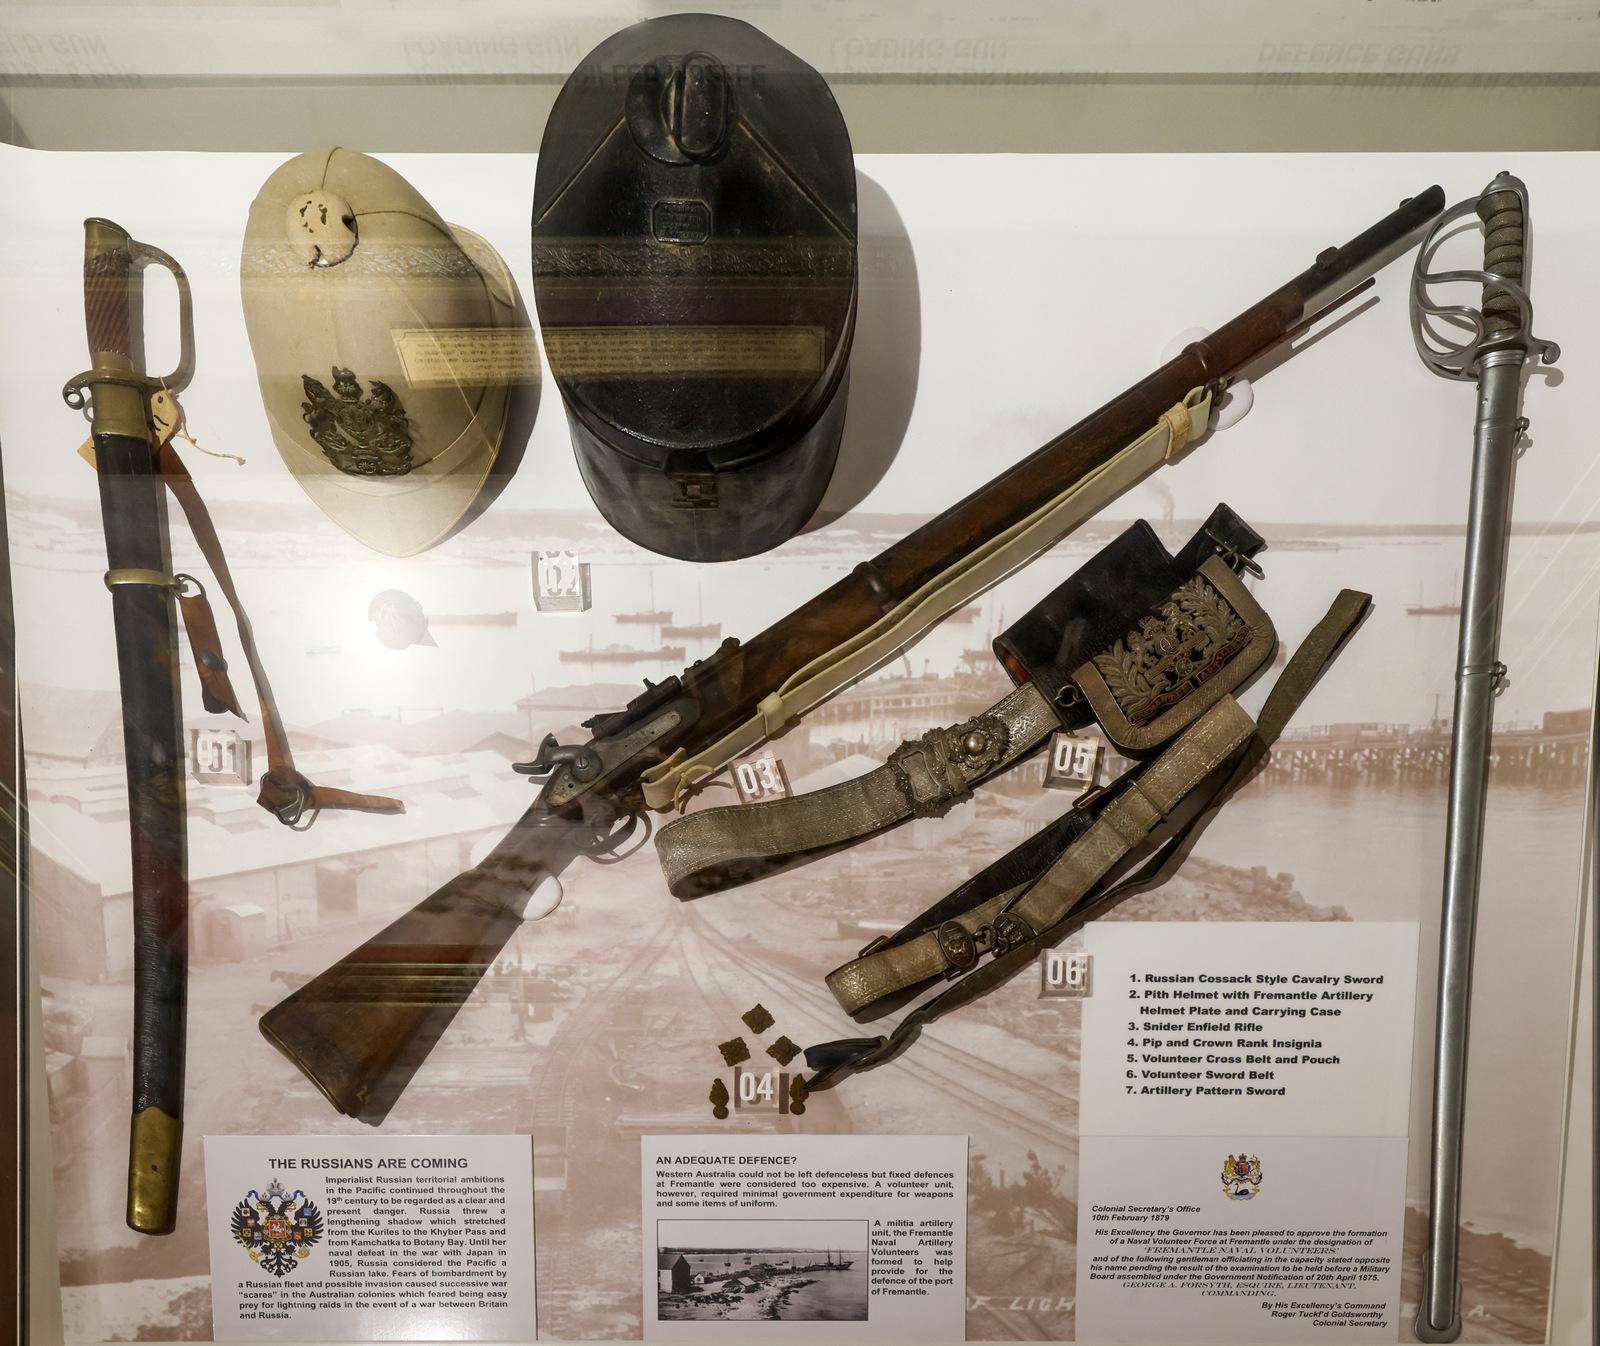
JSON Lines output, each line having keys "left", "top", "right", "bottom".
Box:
{"left": 641, "top": 1134, "right": 966, "bottom": 1341}
{"left": 203, "top": 1134, "right": 535, "bottom": 1342}
{"left": 1076, "top": 1135, "right": 1409, "bottom": 1342}
{"left": 1080, "top": 922, "right": 1419, "bottom": 1137}
{"left": 1075, "top": 923, "right": 1418, "bottom": 1340}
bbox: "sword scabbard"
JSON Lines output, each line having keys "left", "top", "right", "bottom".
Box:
{"left": 75, "top": 217, "right": 194, "bottom": 1236}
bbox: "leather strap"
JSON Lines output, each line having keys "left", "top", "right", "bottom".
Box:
{"left": 824, "top": 697, "right": 1256, "bottom": 1017}
{"left": 175, "top": 576, "right": 245, "bottom": 717}
{"left": 804, "top": 588, "right": 1372, "bottom": 1089}
{"left": 657, "top": 682, "right": 1059, "bottom": 897}
{"left": 156, "top": 444, "right": 404, "bottom": 825}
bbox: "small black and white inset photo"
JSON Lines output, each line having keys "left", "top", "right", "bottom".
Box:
{"left": 657, "top": 1218, "right": 868, "bottom": 1322}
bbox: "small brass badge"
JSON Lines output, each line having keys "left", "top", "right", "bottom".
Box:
{"left": 301, "top": 367, "right": 413, "bottom": 477}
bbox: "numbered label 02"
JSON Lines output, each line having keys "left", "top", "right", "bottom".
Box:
{"left": 1043, "top": 731, "right": 1101, "bottom": 792}
{"left": 732, "top": 753, "right": 791, "bottom": 804}
{"left": 531, "top": 550, "right": 592, "bottom": 613}
{"left": 190, "top": 728, "right": 252, "bottom": 786}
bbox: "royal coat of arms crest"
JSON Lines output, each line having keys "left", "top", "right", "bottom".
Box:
{"left": 231, "top": 1178, "right": 324, "bottom": 1276}
{"left": 1220, "top": 1151, "right": 1264, "bottom": 1201}
{"left": 301, "top": 366, "right": 413, "bottom": 477}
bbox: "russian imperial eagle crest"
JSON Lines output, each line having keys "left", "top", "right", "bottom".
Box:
{"left": 231, "top": 1178, "right": 324, "bottom": 1277}
{"left": 1220, "top": 1151, "right": 1263, "bottom": 1201}
{"left": 301, "top": 366, "right": 413, "bottom": 478}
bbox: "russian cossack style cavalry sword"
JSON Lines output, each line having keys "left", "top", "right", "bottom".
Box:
{"left": 63, "top": 220, "right": 402, "bottom": 1234}
{"left": 1408, "top": 174, "right": 1559, "bottom": 1342}
{"left": 62, "top": 220, "right": 194, "bottom": 1234}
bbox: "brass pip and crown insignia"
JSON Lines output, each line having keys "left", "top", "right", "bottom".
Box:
{"left": 301, "top": 366, "right": 414, "bottom": 477}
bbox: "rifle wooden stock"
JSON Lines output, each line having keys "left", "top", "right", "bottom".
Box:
{"left": 261, "top": 816, "right": 588, "bottom": 1119}
{"left": 261, "top": 186, "right": 1445, "bottom": 1117}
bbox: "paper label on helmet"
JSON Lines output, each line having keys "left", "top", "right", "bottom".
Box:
{"left": 392, "top": 326, "right": 540, "bottom": 388}
{"left": 543, "top": 324, "right": 824, "bottom": 380}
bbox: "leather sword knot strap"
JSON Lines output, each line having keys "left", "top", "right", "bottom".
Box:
{"left": 156, "top": 442, "right": 404, "bottom": 824}
{"left": 804, "top": 588, "right": 1373, "bottom": 1090}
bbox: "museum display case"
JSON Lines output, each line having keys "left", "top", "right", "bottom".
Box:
{"left": 2, "top": 6, "right": 1595, "bottom": 1345}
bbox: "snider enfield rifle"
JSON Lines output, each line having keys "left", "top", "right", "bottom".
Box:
{"left": 261, "top": 184, "right": 1446, "bottom": 1120}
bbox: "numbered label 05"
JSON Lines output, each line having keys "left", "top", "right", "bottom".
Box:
{"left": 1043, "top": 731, "right": 1101, "bottom": 792}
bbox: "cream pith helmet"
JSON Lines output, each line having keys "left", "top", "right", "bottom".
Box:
{"left": 241, "top": 148, "right": 536, "bottom": 556}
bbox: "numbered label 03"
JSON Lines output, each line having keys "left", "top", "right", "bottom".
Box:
{"left": 732, "top": 754, "right": 791, "bottom": 804}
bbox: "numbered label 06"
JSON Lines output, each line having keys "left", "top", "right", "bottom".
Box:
{"left": 1040, "top": 949, "right": 1092, "bottom": 998}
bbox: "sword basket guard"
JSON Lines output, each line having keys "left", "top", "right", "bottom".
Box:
{"left": 1409, "top": 173, "right": 1559, "bottom": 382}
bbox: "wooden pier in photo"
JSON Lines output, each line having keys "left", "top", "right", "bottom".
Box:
{"left": 1263, "top": 708, "right": 1590, "bottom": 785}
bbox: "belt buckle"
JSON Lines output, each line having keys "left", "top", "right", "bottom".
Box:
{"left": 936, "top": 921, "right": 978, "bottom": 976}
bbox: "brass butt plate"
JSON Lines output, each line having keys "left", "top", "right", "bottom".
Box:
{"left": 127, "top": 1105, "right": 182, "bottom": 1234}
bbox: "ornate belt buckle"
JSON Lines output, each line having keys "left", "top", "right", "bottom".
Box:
{"left": 888, "top": 714, "right": 1010, "bottom": 816}
{"left": 991, "top": 911, "right": 1035, "bottom": 953}
{"left": 936, "top": 921, "right": 978, "bottom": 976}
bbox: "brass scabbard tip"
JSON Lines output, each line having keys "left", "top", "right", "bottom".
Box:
{"left": 126, "top": 1106, "right": 182, "bottom": 1234}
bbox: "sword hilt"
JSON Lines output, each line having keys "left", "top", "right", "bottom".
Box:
{"left": 65, "top": 218, "right": 196, "bottom": 436}
{"left": 84, "top": 217, "right": 138, "bottom": 364}
{"left": 1476, "top": 176, "right": 1525, "bottom": 339}
{"left": 1409, "top": 172, "right": 1559, "bottom": 382}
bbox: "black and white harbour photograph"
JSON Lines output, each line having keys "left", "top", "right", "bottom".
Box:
{"left": 656, "top": 1220, "right": 869, "bottom": 1322}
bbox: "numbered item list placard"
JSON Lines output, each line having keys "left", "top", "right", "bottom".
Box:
{"left": 1075, "top": 922, "right": 1417, "bottom": 1342}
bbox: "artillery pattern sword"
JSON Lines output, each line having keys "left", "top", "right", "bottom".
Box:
{"left": 1408, "top": 173, "right": 1559, "bottom": 1342}
{"left": 62, "top": 219, "right": 197, "bottom": 1235}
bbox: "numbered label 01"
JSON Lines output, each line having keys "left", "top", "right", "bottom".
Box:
{"left": 1043, "top": 731, "right": 1101, "bottom": 792}
{"left": 732, "top": 753, "right": 791, "bottom": 804}
{"left": 190, "top": 728, "right": 252, "bottom": 786}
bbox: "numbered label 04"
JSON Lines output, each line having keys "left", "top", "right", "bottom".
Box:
{"left": 731, "top": 1066, "right": 796, "bottom": 1113}
{"left": 732, "top": 753, "right": 791, "bottom": 804}
{"left": 1043, "top": 731, "right": 1101, "bottom": 793}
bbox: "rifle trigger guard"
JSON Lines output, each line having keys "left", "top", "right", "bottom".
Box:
{"left": 581, "top": 808, "right": 653, "bottom": 865}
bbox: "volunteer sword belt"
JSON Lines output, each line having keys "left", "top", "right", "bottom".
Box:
{"left": 803, "top": 588, "right": 1373, "bottom": 1088}
{"left": 656, "top": 504, "right": 1271, "bottom": 897}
